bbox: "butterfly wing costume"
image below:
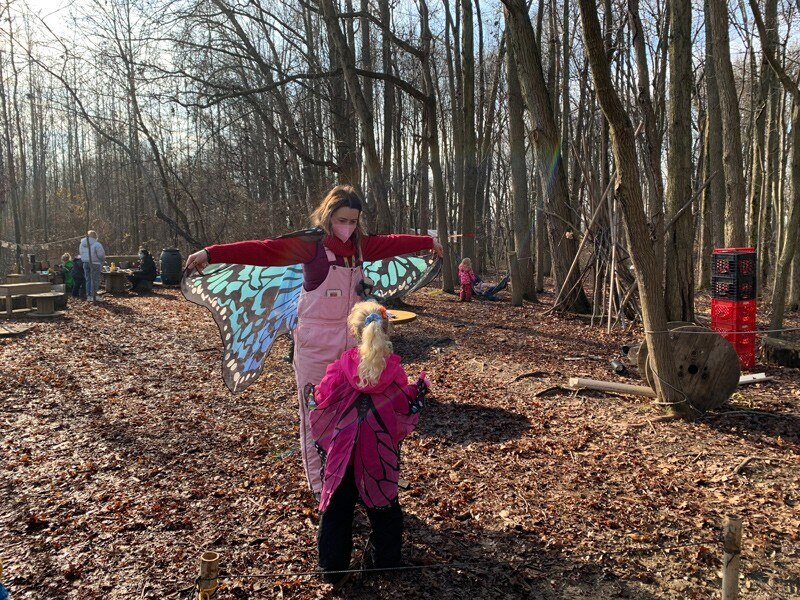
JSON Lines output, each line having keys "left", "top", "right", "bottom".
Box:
{"left": 181, "top": 230, "right": 440, "bottom": 394}
{"left": 308, "top": 349, "right": 428, "bottom": 511}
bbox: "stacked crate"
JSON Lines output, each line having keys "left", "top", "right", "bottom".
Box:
{"left": 711, "top": 247, "right": 757, "bottom": 369}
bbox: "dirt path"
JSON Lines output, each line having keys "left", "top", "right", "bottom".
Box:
{"left": 1, "top": 286, "right": 798, "bottom": 599}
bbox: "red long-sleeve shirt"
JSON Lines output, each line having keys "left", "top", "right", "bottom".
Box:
{"left": 206, "top": 234, "right": 434, "bottom": 291}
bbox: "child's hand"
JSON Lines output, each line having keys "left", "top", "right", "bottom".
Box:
{"left": 419, "top": 371, "right": 432, "bottom": 389}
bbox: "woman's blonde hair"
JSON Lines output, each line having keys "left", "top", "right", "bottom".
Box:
{"left": 310, "top": 185, "right": 366, "bottom": 242}
{"left": 62, "top": 253, "right": 72, "bottom": 262}
{"left": 460, "top": 257, "right": 472, "bottom": 269}
{"left": 348, "top": 300, "right": 392, "bottom": 387}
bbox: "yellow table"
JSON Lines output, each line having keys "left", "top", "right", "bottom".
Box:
{"left": 387, "top": 310, "right": 417, "bottom": 324}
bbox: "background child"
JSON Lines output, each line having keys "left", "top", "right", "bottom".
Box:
{"left": 458, "top": 257, "right": 477, "bottom": 302}
{"left": 70, "top": 255, "right": 86, "bottom": 298}
{"left": 307, "top": 301, "right": 429, "bottom": 585}
{"left": 61, "top": 253, "right": 75, "bottom": 292}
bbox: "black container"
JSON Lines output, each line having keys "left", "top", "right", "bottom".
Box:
{"left": 712, "top": 252, "right": 756, "bottom": 278}
{"left": 160, "top": 248, "right": 183, "bottom": 285}
{"left": 711, "top": 275, "right": 756, "bottom": 301}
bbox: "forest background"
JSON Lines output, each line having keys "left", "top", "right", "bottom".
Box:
{"left": 1, "top": 0, "right": 799, "bottom": 324}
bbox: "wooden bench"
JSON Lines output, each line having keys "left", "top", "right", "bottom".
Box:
{"left": 28, "top": 292, "right": 65, "bottom": 318}
{"left": 0, "top": 282, "right": 51, "bottom": 317}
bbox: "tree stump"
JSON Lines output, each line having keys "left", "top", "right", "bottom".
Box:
{"left": 762, "top": 337, "right": 800, "bottom": 368}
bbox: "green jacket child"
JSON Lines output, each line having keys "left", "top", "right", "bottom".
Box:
{"left": 61, "top": 253, "right": 75, "bottom": 290}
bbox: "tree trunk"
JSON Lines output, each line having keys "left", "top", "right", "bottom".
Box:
{"left": 664, "top": 0, "right": 695, "bottom": 321}
{"left": 708, "top": 0, "right": 747, "bottom": 246}
{"left": 319, "top": 0, "right": 391, "bottom": 231}
{"left": 748, "top": 0, "right": 800, "bottom": 338}
{"left": 461, "top": 0, "right": 478, "bottom": 268}
{"left": 420, "top": 0, "right": 456, "bottom": 293}
{"left": 501, "top": 0, "right": 591, "bottom": 313}
{"left": 767, "top": 104, "right": 800, "bottom": 337}
{"left": 505, "top": 23, "right": 536, "bottom": 301}
{"left": 578, "top": 0, "right": 691, "bottom": 416}
{"left": 704, "top": 0, "right": 725, "bottom": 251}
{"left": 697, "top": 117, "right": 713, "bottom": 290}
{"left": 789, "top": 245, "right": 800, "bottom": 312}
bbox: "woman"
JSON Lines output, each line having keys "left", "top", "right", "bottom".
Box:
{"left": 186, "top": 186, "right": 442, "bottom": 495}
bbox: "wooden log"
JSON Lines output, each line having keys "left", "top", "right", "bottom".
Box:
{"left": 568, "top": 374, "right": 771, "bottom": 400}
{"left": 508, "top": 251, "right": 523, "bottom": 306}
{"left": 567, "top": 377, "right": 657, "bottom": 398}
{"left": 721, "top": 515, "right": 742, "bottom": 600}
{"left": 197, "top": 551, "right": 219, "bottom": 600}
{"left": 762, "top": 336, "right": 800, "bottom": 368}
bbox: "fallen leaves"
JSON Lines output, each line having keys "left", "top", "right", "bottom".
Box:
{"left": 0, "top": 287, "right": 797, "bottom": 598}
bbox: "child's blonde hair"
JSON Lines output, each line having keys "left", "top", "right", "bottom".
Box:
{"left": 348, "top": 301, "right": 392, "bottom": 387}
{"left": 62, "top": 253, "right": 72, "bottom": 262}
{"left": 460, "top": 257, "right": 472, "bottom": 269}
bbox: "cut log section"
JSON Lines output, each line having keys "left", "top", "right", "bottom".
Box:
{"left": 762, "top": 337, "right": 800, "bottom": 368}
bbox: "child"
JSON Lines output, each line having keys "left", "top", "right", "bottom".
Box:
{"left": 71, "top": 255, "right": 86, "bottom": 298}
{"left": 61, "top": 253, "right": 75, "bottom": 292}
{"left": 307, "top": 301, "right": 429, "bottom": 584}
{"left": 458, "top": 257, "right": 477, "bottom": 302}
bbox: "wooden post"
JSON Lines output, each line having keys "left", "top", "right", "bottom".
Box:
{"left": 197, "top": 551, "right": 220, "bottom": 600}
{"left": 508, "top": 251, "right": 523, "bottom": 306}
{"left": 722, "top": 515, "right": 742, "bottom": 600}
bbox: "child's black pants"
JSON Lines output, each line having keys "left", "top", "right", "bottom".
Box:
{"left": 317, "top": 466, "right": 403, "bottom": 578}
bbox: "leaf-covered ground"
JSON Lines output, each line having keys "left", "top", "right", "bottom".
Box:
{"left": 1, "top": 285, "right": 798, "bottom": 599}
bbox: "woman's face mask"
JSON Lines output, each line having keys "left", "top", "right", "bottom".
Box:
{"left": 330, "top": 207, "right": 360, "bottom": 242}
{"left": 332, "top": 222, "right": 357, "bottom": 242}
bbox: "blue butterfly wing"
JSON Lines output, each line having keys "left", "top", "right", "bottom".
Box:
{"left": 181, "top": 264, "right": 303, "bottom": 393}
{"left": 363, "top": 254, "right": 441, "bottom": 301}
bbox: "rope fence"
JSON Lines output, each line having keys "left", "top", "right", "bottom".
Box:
{"left": 174, "top": 517, "right": 746, "bottom": 599}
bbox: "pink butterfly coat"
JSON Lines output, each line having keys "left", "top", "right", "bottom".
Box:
{"left": 309, "top": 348, "right": 427, "bottom": 512}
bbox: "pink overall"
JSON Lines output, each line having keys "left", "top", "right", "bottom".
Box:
{"left": 293, "top": 248, "right": 362, "bottom": 494}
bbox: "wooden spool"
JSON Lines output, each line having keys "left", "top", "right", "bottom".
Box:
{"left": 636, "top": 321, "right": 693, "bottom": 383}
{"left": 642, "top": 325, "right": 741, "bottom": 412}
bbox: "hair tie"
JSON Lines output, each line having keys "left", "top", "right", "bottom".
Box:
{"left": 364, "top": 312, "right": 383, "bottom": 327}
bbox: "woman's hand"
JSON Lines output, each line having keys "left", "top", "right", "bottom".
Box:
{"left": 431, "top": 239, "right": 443, "bottom": 258}
{"left": 185, "top": 249, "right": 210, "bottom": 273}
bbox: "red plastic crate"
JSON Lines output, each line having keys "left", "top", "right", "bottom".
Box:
{"left": 711, "top": 299, "right": 756, "bottom": 328}
{"left": 737, "top": 349, "right": 756, "bottom": 370}
{"left": 714, "top": 329, "right": 757, "bottom": 370}
{"left": 712, "top": 276, "right": 756, "bottom": 300}
{"left": 712, "top": 251, "right": 756, "bottom": 277}
{"left": 713, "top": 247, "right": 756, "bottom": 253}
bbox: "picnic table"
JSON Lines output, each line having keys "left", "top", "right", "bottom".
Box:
{"left": 0, "top": 282, "right": 51, "bottom": 317}
{"left": 102, "top": 270, "right": 130, "bottom": 294}
{"left": 28, "top": 292, "right": 65, "bottom": 318}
